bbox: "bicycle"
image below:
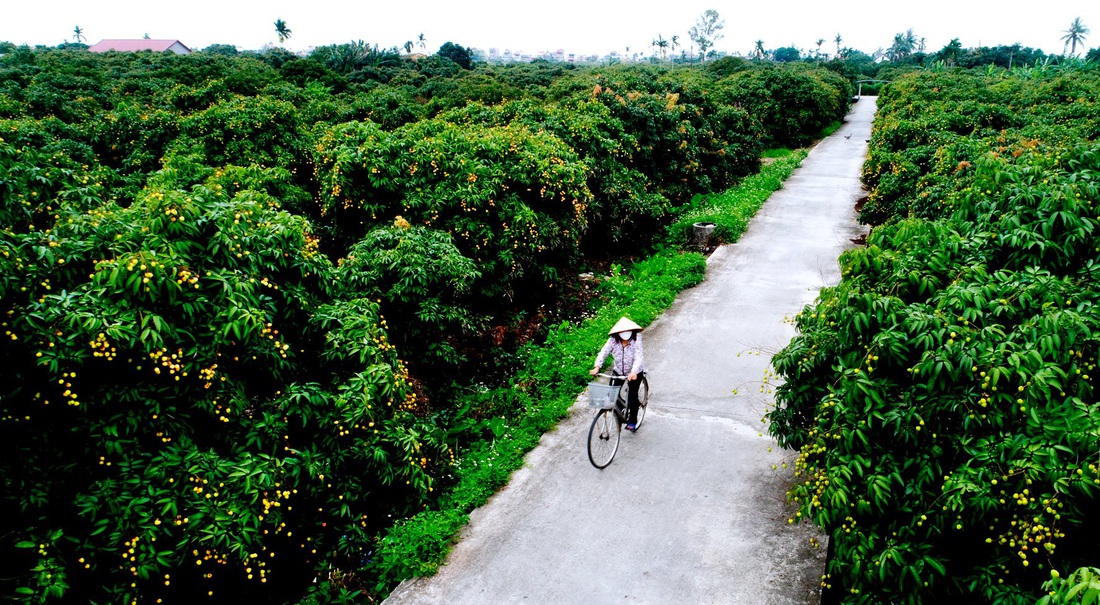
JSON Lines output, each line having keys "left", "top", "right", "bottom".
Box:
{"left": 586, "top": 372, "right": 649, "bottom": 469}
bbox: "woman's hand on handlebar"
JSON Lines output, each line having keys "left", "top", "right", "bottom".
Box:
{"left": 591, "top": 371, "right": 638, "bottom": 381}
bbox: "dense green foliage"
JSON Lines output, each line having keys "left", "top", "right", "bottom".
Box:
{"left": 859, "top": 66, "right": 1100, "bottom": 225}
{"left": 713, "top": 64, "right": 851, "bottom": 146}
{"left": 1039, "top": 566, "right": 1100, "bottom": 604}
{"left": 0, "top": 44, "right": 845, "bottom": 603}
{"left": 769, "top": 66, "right": 1100, "bottom": 603}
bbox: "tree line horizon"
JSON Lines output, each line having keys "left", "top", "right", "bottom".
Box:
{"left": 20, "top": 10, "right": 1095, "bottom": 65}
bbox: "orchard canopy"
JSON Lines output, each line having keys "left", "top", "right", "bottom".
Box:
{"left": 0, "top": 45, "right": 851, "bottom": 602}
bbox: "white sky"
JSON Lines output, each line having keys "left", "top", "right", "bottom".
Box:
{"left": 2, "top": 1, "right": 1096, "bottom": 58}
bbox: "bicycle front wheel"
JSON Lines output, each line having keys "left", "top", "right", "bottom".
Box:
{"left": 587, "top": 408, "right": 621, "bottom": 469}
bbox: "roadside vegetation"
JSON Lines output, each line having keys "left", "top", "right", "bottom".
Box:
{"left": 769, "top": 64, "right": 1100, "bottom": 603}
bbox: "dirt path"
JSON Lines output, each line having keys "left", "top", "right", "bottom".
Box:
{"left": 384, "top": 97, "right": 877, "bottom": 605}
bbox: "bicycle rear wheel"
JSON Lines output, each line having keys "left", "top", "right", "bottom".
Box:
{"left": 587, "top": 408, "right": 621, "bottom": 469}
{"left": 618, "top": 375, "right": 650, "bottom": 430}
{"left": 634, "top": 375, "right": 649, "bottom": 429}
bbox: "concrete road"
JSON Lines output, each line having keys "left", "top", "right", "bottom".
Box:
{"left": 384, "top": 97, "right": 876, "bottom": 605}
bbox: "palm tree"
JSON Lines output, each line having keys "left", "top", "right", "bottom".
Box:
{"left": 323, "top": 40, "right": 369, "bottom": 73}
{"left": 939, "top": 38, "right": 963, "bottom": 66}
{"left": 753, "top": 40, "right": 766, "bottom": 60}
{"left": 815, "top": 38, "right": 825, "bottom": 59}
{"left": 834, "top": 33, "right": 843, "bottom": 58}
{"left": 404, "top": 40, "right": 414, "bottom": 54}
{"left": 72, "top": 25, "right": 85, "bottom": 44}
{"left": 274, "top": 19, "right": 292, "bottom": 44}
{"left": 652, "top": 34, "right": 669, "bottom": 60}
{"left": 670, "top": 35, "right": 680, "bottom": 56}
{"left": 417, "top": 33, "right": 427, "bottom": 51}
{"left": 888, "top": 29, "right": 917, "bottom": 61}
{"left": 1062, "top": 17, "right": 1089, "bottom": 56}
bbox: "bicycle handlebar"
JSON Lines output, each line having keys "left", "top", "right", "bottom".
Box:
{"left": 592, "top": 372, "right": 637, "bottom": 380}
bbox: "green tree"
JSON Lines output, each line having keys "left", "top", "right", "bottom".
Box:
{"left": 313, "top": 40, "right": 368, "bottom": 73}
{"left": 835, "top": 33, "right": 843, "bottom": 58}
{"left": 689, "top": 10, "right": 724, "bottom": 61}
{"left": 1062, "top": 17, "right": 1089, "bottom": 56}
{"left": 773, "top": 46, "right": 801, "bottom": 62}
{"left": 438, "top": 41, "right": 474, "bottom": 69}
{"left": 335, "top": 221, "right": 481, "bottom": 371}
{"left": 713, "top": 65, "right": 850, "bottom": 146}
{"left": 312, "top": 117, "right": 593, "bottom": 309}
{"left": 936, "top": 38, "right": 963, "bottom": 66}
{"left": 72, "top": 25, "right": 85, "bottom": 44}
{"left": 753, "top": 40, "right": 766, "bottom": 60}
{"left": 771, "top": 67, "right": 1100, "bottom": 605}
{"left": 0, "top": 151, "right": 446, "bottom": 603}
{"left": 886, "top": 29, "right": 918, "bottom": 62}
{"left": 202, "top": 43, "right": 239, "bottom": 56}
{"left": 652, "top": 34, "right": 669, "bottom": 60}
{"left": 404, "top": 40, "right": 414, "bottom": 54}
{"left": 955, "top": 44, "right": 1046, "bottom": 69}
{"left": 417, "top": 33, "right": 427, "bottom": 50}
{"left": 274, "top": 18, "right": 292, "bottom": 44}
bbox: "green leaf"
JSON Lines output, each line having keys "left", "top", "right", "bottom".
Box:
{"left": 925, "top": 557, "right": 946, "bottom": 576}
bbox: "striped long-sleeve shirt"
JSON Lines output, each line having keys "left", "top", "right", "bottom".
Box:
{"left": 594, "top": 334, "right": 645, "bottom": 376}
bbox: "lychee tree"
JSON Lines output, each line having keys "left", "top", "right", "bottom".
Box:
{"left": 1, "top": 154, "right": 447, "bottom": 603}
{"left": 770, "top": 70, "right": 1100, "bottom": 604}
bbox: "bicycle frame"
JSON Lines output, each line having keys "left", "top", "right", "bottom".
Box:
{"left": 586, "top": 373, "right": 649, "bottom": 468}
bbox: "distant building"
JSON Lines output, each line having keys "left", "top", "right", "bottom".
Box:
{"left": 88, "top": 39, "right": 192, "bottom": 54}
{"left": 482, "top": 44, "right": 617, "bottom": 65}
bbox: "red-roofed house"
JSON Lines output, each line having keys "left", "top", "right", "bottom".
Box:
{"left": 88, "top": 39, "right": 192, "bottom": 54}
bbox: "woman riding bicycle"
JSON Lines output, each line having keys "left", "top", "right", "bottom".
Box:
{"left": 590, "top": 317, "right": 647, "bottom": 431}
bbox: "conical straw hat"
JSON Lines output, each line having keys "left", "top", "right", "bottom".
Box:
{"left": 608, "top": 317, "right": 642, "bottom": 335}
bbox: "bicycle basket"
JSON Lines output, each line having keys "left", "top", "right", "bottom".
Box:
{"left": 587, "top": 382, "right": 620, "bottom": 409}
